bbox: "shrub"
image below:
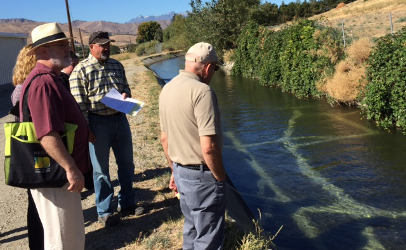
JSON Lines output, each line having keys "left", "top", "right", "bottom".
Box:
{"left": 127, "top": 44, "right": 138, "bottom": 53}
{"left": 347, "top": 37, "right": 373, "bottom": 65}
{"left": 395, "top": 16, "right": 406, "bottom": 23}
{"left": 324, "top": 60, "right": 367, "bottom": 104}
{"left": 322, "top": 38, "right": 373, "bottom": 104}
{"left": 135, "top": 40, "right": 160, "bottom": 56}
{"left": 360, "top": 26, "right": 406, "bottom": 130}
{"left": 232, "top": 19, "right": 344, "bottom": 99}
{"left": 110, "top": 44, "right": 121, "bottom": 55}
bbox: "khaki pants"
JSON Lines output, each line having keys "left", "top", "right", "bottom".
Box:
{"left": 30, "top": 183, "right": 85, "bottom": 250}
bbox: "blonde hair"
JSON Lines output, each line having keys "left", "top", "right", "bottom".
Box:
{"left": 12, "top": 44, "right": 36, "bottom": 86}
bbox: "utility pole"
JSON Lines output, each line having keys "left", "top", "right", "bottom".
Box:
{"left": 79, "top": 28, "right": 86, "bottom": 59}
{"left": 65, "top": 0, "right": 75, "bottom": 53}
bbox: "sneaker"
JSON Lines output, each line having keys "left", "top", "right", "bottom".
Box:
{"left": 120, "top": 204, "right": 144, "bottom": 217}
{"left": 98, "top": 214, "right": 120, "bottom": 227}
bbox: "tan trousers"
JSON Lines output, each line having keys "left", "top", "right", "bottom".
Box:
{"left": 30, "top": 183, "right": 85, "bottom": 250}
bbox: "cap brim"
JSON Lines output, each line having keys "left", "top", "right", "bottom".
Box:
{"left": 92, "top": 38, "right": 115, "bottom": 45}
{"left": 185, "top": 55, "right": 224, "bottom": 66}
{"left": 213, "top": 60, "right": 224, "bottom": 66}
{"left": 26, "top": 37, "right": 75, "bottom": 56}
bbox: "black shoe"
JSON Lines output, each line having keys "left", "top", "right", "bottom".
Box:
{"left": 98, "top": 214, "right": 120, "bottom": 227}
{"left": 120, "top": 204, "right": 144, "bottom": 217}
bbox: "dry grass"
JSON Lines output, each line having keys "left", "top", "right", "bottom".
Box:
{"left": 321, "top": 38, "right": 373, "bottom": 104}
{"left": 346, "top": 37, "right": 373, "bottom": 65}
{"left": 312, "top": 0, "right": 406, "bottom": 40}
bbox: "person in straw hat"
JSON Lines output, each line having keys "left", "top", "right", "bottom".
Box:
{"left": 159, "top": 42, "right": 227, "bottom": 249}
{"left": 20, "top": 22, "right": 90, "bottom": 250}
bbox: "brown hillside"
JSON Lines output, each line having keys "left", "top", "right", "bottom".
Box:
{"left": 271, "top": 0, "right": 406, "bottom": 41}
{"left": 0, "top": 20, "right": 171, "bottom": 47}
{"left": 310, "top": 0, "right": 406, "bottom": 40}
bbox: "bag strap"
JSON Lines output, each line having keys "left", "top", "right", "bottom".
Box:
{"left": 22, "top": 73, "right": 47, "bottom": 122}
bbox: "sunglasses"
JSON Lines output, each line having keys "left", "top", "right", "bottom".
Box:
{"left": 207, "top": 63, "right": 219, "bottom": 71}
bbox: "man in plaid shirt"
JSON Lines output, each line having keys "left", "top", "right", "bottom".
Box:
{"left": 70, "top": 31, "right": 143, "bottom": 227}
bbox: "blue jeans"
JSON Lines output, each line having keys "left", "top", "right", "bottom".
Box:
{"left": 89, "top": 113, "right": 135, "bottom": 217}
{"left": 173, "top": 163, "right": 227, "bottom": 250}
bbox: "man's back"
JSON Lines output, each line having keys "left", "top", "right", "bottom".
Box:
{"left": 159, "top": 70, "right": 222, "bottom": 165}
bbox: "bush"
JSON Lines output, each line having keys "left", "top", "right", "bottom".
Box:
{"left": 360, "top": 26, "right": 406, "bottom": 130}
{"left": 110, "top": 44, "right": 121, "bottom": 55}
{"left": 322, "top": 38, "right": 373, "bottom": 104}
{"left": 232, "top": 19, "right": 344, "bottom": 99}
{"left": 135, "top": 40, "right": 161, "bottom": 56}
{"left": 395, "top": 16, "right": 406, "bottom": 23}
{"left": 127, "top": 44, "right": 138, "bottom": 53}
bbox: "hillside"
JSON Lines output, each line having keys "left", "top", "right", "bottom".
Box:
{"left": 270, "top": 0, "right": 406, "bottom": 42}
{"left": 310, "top": 0, "right": 406, "bottom": 40}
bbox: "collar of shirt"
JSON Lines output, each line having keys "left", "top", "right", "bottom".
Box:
{"left": 88, "top": 54, "right": 110, "bottom": 66}
{"left": 179, "top": 70, "right": 202, "bottom": 82}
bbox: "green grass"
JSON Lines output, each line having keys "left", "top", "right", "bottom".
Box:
{"left": 396, "top": 16, "right": 406, "bottom": 23}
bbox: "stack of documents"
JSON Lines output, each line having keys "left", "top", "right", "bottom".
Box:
{"left": 101, "top": 88, "right": 145, "bottom": 116}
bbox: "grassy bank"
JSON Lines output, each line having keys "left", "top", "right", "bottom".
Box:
{"left": 123, "top": 61, "right": 183, "bottom": 249}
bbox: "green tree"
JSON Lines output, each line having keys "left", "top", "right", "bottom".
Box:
{"left": 309, "top": 0, "right": 322, "bottom": 15}
{"left": 186, "top": 0, "right": 261, "bottom": 58}
{"left": 163, "top": 14, "right": 188, "bottom": 49}
{"left": 154, "top": 28, "right": 163, "bottom": 42}
{"left": 249, "top": 2, "right": 279, "bottom": 26}
{"left": 137, "top": 21, "right": 163, "bottom": 43}
{"left": 110, "top": 44, "right": 120, "bottom": 55}
{"left": 278, "top": 2, "right": 291, "bottom": 23}
{"left": 75, "top": 46, "right": 90, "bottom": 60}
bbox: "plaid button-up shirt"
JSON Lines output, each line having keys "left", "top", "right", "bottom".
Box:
{"left": 69, "top": 54, "right": 131, "bottom": 123}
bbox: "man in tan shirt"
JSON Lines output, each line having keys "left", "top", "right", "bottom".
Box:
{"left": 159, "top": 42, "right": 227, "bottom": 249}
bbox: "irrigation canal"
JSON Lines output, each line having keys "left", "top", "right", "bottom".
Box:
{"left": 150, "top": 57, "right": 406, "bottom": 250}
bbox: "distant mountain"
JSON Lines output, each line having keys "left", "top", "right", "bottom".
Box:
{"left": 126, "top": 11, "right": 187, "bottom": 23}
{"left": 0, "top": 11, "right": 186, "bottom": 46}
{"left": 0, "top": 18, "right": 35, "bottom": 23}
{"left": 0, "top": 18, "right": 171, "bottom": 47}
{"left": 0, "top": 19, "right": 171, "bottom": 36}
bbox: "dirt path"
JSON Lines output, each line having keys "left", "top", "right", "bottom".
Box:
{"left": 0, "top": 52, "right": 183, "bottom": 250}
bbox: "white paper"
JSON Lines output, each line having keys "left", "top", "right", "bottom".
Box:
{"left": 101, "top": 88, "right": 145, "bottom": 116}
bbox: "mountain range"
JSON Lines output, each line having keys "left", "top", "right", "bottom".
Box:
{"left": 0, "top": 11, "right": 185, "bottom": 46}
{"left": 126, "top": 11, "right": 186, "bottom": 23}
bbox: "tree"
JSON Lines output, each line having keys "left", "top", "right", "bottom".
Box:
{"left": 250, "top": 2, "right": 279, "bottom": 26}
{"left": 186, "top": 0, "right": 261, "bottom": 58}
{"left": 163, "top": 14, "right": 188, "bottom": 49}
{"left": 154, "top": 28, "right": 163, "bottom": 42}
{"left": 110, "top": 44, "right": 120, "bottom": 55}
{"left": 136, "top": 21, "right": 163, "bottom": 43}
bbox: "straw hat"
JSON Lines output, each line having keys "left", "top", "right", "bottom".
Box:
{"left": 26, "top": 22, "right": 74, "bottom": 56}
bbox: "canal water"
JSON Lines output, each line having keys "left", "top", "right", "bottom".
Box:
{"left": 150, "top": 57, "right": 406, "bottom": 250}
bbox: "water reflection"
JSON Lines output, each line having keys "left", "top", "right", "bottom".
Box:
{"left": 150, "top": 57, "right": 406, "bottom": 250}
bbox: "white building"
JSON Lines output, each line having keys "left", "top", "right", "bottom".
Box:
{"left": 0, "top": 33, "right": 28, "bottom": 87}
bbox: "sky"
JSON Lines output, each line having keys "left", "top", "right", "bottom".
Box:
{"left": 0, "top": 0, "right": 295, "bottom": 24}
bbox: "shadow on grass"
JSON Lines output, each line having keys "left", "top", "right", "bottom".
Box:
{"left": 134, "top": 166, "right": 170, "bottom": 183}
